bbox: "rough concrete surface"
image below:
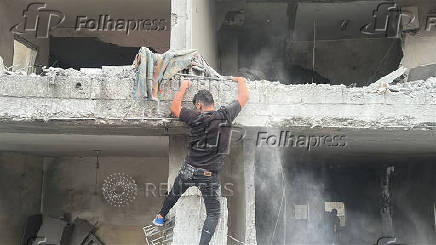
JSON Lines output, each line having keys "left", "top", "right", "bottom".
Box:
{"left": 0, "top": 66, "right": 435, "bottom": 130}
{"left": 173, "top": 193, "right": 228, "bottom": 245}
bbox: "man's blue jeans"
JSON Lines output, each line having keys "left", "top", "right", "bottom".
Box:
{"left": 159, "top": 162, "right": 221, "bottom": 245}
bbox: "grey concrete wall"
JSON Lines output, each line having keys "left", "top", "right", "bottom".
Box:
{"left": 43, "top": 156, "right": 168, "bottom": 245}
{"left": 171, "top": 0, "right": 192, "bottom": 51}
{"left": 0, "top": 0, "right": 50, "bottom": 67}
{"left": 191, "top": 0, "right": 218, "bottom": 69}
{"left": 0, "top": 67, "right": 435, "bottom": 129}
{"left": 171, "top": 0, "right": 218, "bottom": 68}
{"left": 0, "top": 152, "right": 43, "bottom": 244}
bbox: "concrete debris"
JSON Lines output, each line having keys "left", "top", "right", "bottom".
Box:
{"left": 22, "top": 215, "right": 104, "bottom": 245}
{"left": 69, "top": 218, "right": 104, "bottom": 245}
{"left": 80, "top": 68, "right": 103, "bottom": 75}
{"left": 368, "top": 66, "right": 408, "bottom": 94}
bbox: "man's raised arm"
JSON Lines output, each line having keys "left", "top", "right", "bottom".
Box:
{"left": 232, "top": 77, "right": 250, "bottom": 108}
{"left": 170, "top": 80, "right": 192, "bottom": 118}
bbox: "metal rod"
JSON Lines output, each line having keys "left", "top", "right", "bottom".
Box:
{"left": 176, "top": 73, "right": 232, "bottom": 81}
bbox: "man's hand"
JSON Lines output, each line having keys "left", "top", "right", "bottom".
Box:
{"left": 231, "top": 77, "right": 244, "bottom": 83}
{"left": 181, "top": 79, "right": 192, "bottom": 89}
{"left": 170, "top": 79, "right": 192, "bottom": 118}
{"left": 232, "top": 77, "right": 250, "bottom": 108}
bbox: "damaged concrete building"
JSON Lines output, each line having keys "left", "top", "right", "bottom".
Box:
{"left": 0, "top": 0, "right": 435, "bottom": 244}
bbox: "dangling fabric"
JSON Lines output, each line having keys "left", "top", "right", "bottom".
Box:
{"left": 146, "top": 48, "right": 154, "bottom": 99}
{"left": 133, "top": 48, "right": 147, "bottom": 99}
{"left": 133, "top": 47, "right": 222, "bottom": 101}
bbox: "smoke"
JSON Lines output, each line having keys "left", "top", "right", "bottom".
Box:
{"left": 254, "top": 145, "right": 436, "bottom": 245}
{"left": 255, "top": 147, "right": 333, "bottom": 244}
{"left": 237, "top": 32, "right": 331, "bottom": 85}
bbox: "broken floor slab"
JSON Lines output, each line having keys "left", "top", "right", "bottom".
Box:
{"left": 0, "top": 66, "right": 435, "bottom": 130}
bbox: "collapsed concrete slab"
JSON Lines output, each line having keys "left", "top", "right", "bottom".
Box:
{"left": 0, "top": 66, "right": 435, "bottom": 131}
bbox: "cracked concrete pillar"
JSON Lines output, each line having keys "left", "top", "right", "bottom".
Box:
{"left": 0, "top": 56, "right": 5, "bottom": 74}
{"left": 168, "top": 135, "right": 228, "bottom": 244}
{"left": 171, "top": 0, "right": 193, "bottom": 50}
{"left": 243, "top": 137, "right": 257, "bottom": 244}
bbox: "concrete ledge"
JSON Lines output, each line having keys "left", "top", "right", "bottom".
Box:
{"left": 1, "top": 67, "right": 436, "bottom": 129}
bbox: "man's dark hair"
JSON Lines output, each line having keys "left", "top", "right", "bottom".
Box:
{"left": 193, "top": 89, "right": 214, "bottom": 106}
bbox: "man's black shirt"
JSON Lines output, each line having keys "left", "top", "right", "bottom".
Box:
{"left": 179, "top": 100, "right": 242, "bottom": 172}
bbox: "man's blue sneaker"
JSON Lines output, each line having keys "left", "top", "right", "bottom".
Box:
{"left": 152, "top": 214, "right": 165, "bottom": 226}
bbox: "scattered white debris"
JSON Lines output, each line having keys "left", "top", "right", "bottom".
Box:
{"left": 80, "top": 68, "right": 103, "bottom": 75}
{"left": 369, "top": 66, "right": 408, "bottom": 94}
{"left": 102, "top": 65, "right": 133, "bottom": 74}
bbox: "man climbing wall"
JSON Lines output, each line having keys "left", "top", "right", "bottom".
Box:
{"left": 152, "top": 77, "right": 249, "bottom": 245}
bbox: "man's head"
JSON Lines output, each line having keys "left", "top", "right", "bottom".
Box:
{"left": 331, "top": 209, "right": 338, "bottom": 216}
{"left": 193, "top": 89, "right": 214, "bottom": 112}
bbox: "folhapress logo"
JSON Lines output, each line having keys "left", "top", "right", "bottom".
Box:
{"left": 426, "top": 15, "right": 436, "bottom": 31}
{"left": 361, "top": 2, "right": 404, "bottom": 38}
{"left": 361, "top": 2, "right": 435, "bottom": 38}
{"left": 10, "top": 2, "right": 65, "bottom": 38}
